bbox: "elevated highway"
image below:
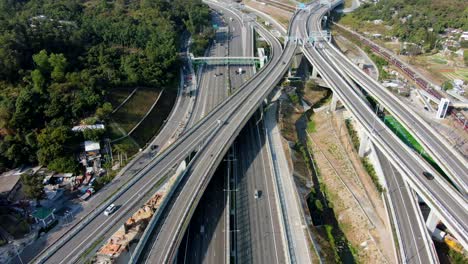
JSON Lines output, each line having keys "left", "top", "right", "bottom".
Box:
{"left": 135, "top": 10, "right": 301, "bottom": 264}
{"left": 179, "top": 8, "right": 235, "bottom": 264}
{"left": 31, "top": 3, "right": 296, "bottom": 264}
{"left": 31, "top": 2, "right": 466, "bottom": 264}
{"left": 301, "top": 1, "right": 467, "bottom": 259}
{"left": 378, "top": 149, "right": 436, "bottom": 264}
{"left": 137, "top": 2, "right": 467, "bottom": 263}
{"left": 322, "top": 30, "right": 468, "bottom": 195}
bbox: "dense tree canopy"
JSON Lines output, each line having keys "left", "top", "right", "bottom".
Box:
{"left": 0, "top": 0, "right": 212, "bottom": 172}
{"left": 342, "top": 0, "right": 468, "bottom": 51}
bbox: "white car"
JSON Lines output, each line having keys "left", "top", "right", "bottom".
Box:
{"left": 104, "top": 204, "right": 117, "bottom": 216}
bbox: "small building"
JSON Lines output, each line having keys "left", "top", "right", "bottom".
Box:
{"left": 0, "top": 166, "right": 41, "bottom": 202}
{"left": 84, "top": 141, "right": 100, "bottom": 156}
{"left": 31, "top": 207, "right": 56, "bottom": 228}
{"left": 72, "top": 124, "right": 105, "bottom": 132}
{"left": 0, "top": 169, "right": 23, "bottom": 201}
{"left": 460, "top": 32, "right": 468, "bottom": 41}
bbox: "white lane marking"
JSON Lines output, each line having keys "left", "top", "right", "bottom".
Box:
{"left": 58, "top": 121, "right": 219, "bottom": 263}
{"left": 389, "top": 164, "right": 423, "bottom": 264}
{"left": 255, "top": 123, "right": 280, "bottom": 264}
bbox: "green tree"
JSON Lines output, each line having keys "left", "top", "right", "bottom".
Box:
{"left": 442, "top": 80, "right": 454, "bottom": 91}
{"left": 31, "top": 69, "right": 46, "bottom": 92}
{"left": 83, "top": 128, "right": 105, "bottom": 141}
{"left": 464, "top": 50, "right": 468, "bottom": 67}
{"left": 0, "top": 0, "right": 213, "bottom": 172}
{"left": 21, "top": 172, "right": 45, "bottom": 202}
{"left": 48, "top": 156, "right": 78, "bottom": 173}
{"left": 48, "top": 53, "right": 67, "bottom": 82}
{"left": 37, "top": 126, "right": 71, "bottom": 165}
{"left": 11, "top": 89, "right": 41, "bottom": 130}
{"left": 95, "top": 102, "right": 113, "bottom": 120}
{"left": 315, "top": 199, "right": 324, "bottom": 212}
{"left": 33, "top": 50, "right": 51, "bottom": 74}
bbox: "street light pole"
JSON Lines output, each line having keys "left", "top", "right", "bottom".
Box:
{"left": 9, "top": 242, "right": 24, "bottom": 264}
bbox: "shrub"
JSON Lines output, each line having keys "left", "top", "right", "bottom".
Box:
{"left": 361, "top": 157, "right": 384, "bottom": 193}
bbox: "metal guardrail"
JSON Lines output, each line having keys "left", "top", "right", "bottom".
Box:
{"left": 159, "top": 22, "right": 292, "bottom": 264}
{"left": 143, "top": 18, "right": 298, "bottom": 264}
{"left": 265, "top": 114, "right": 297, "bottom": 263}
{"left": 306, "top": 2, "right": 468, "bottom": 247}
{"left": 130, "top": 124, "right": 221, "bottom": 263}
{"left": 32, "top": 22, "right": 282, "bottom": 262}
{"left": 325, "top": 42, "right": 468, "bottom": 194}
{"left": 33, "top": 3, "right": 283, "bottom": 264}
{"left": 131, "top": 5, "right": 287, "bottom": 262}
{"left": 302, "top": 49, "right": 468, "bottom": 250}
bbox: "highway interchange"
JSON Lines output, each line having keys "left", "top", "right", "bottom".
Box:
{"left": 135, "top": 5, "right": 299, "bottom": 264}
{"left": 178, "top": 9, "right": 232, "bottom": 264}
{"left": 29, "top": 1, "right": 467, "bottom": 264}
{"left": 180, "top": 6, "right": 285, "bottom": 263}
{"left": 32, "top": 1, "right": 293, "bottom": 262}
{"left": 324, "top": 37, "right": 468, "bottom": 195}
{"left": 301, "top": 1, "right": 467, "bottom": 252}
{"left": 377, "top": 149, "right": 436, "bottom": 264}
{"left": 138, "top": 2, "right": 290, "bottom": 263}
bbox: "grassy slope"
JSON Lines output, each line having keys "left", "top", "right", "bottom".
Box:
{"left": 109, "top": 88, "right": 160, "bottom": 134}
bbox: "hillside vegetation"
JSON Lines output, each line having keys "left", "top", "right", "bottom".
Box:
{"left": 339, "top": 0, "right": 468, "bottom": 51}
{"left": 0, "top": 0, "right": 212, "bottom": 172}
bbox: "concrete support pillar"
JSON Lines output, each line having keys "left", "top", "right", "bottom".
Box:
{"left": 368, "top": 143, "right": 387, "bottom": 189}
{"left": 312, "top": 66, "right": 318, "bottom": 79}
{"left": 330, "top": 92, "right": 339, "bottom": 111}
{"left": 358, "top": 132, "right": 371, "bottom": 157}
{"left": 426, "top": 210, "right": 440, "bottom": 234}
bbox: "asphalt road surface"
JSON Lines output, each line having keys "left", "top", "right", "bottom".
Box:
{"left": 302, "top": 3, "right": 467, "bottom": 250}
{"left": 177, "top": 6, "right": 240, "bottom": 264}
{"left": 177, "top": 164, "right": 228, "bottom": 264}
{"left": 177, "top": 4, "right": 285, "bottom": 263}
{"left": 235, "top": 118, "right": 286, "bottom": 264}
{"left": 137, "top": 9, "right": 296, "bottom": 264}
{"left": 377, "top": 149, "right": 436, "bottom": 264}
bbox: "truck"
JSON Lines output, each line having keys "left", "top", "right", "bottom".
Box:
{"left": 79, "top": 188, "right": 95, "bottom": 201}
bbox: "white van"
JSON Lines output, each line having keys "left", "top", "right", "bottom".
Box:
{"left": 104, "top": 204, "right": 117, "bottom": 216}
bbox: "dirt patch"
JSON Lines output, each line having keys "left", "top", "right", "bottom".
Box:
{"left": 278, "top": 96, "right": 302, "bottom": 142}
{"left": 245, "top": 0, "right": 292, "bottom": 28}
{"left": 302, "top": 86, "right": 329, "bottom": 107}
{"left": 307, "top": 109, "right": 395, "bottom": 263}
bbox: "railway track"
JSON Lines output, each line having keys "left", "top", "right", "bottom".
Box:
{"left": 334, "top": 23, "right": 468, "bottom": 130}
{"left": 258, "top": 0, "right": 296, "bottom": 13}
